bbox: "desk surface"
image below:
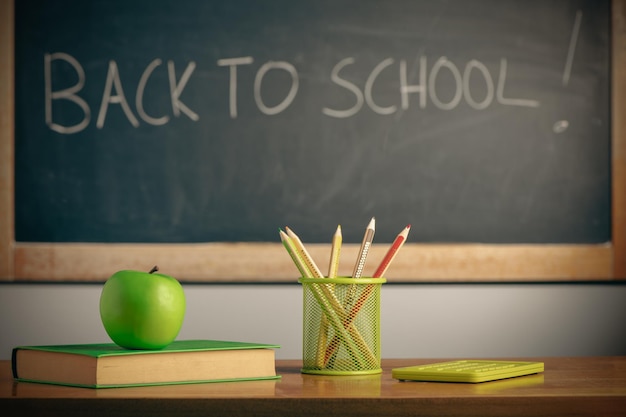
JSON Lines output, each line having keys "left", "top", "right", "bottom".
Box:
{"left": 2, "top": 357, "right": 626, "bottom": 416}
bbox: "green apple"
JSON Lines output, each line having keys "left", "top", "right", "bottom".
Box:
{"left": 99, "top": 266, "right": 186, "bottom": 349}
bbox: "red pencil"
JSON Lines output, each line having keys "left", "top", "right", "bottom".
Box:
{"left": 373, "top": 224, "right": 411, "bottom": 278}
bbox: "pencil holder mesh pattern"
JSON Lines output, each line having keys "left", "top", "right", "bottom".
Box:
{"left": 299, "top": 277, "right": 385, "bottom": 375}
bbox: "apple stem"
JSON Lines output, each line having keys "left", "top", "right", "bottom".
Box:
{"left": 149, "top": 265, "right": 159, "bottom": 274}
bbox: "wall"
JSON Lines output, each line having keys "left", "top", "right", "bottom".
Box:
{"left": 1, "top": 283, "right": 625, "bottom": 360}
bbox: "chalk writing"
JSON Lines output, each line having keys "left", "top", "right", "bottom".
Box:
{"left": 45, "top": 53, "right": 540, "bottom": 133}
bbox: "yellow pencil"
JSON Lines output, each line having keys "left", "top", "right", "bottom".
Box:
{"left": 327, "top": 225, "right": 342, "bottom": 278}
{"left": 279, "top": 229, "right": 312, "bottom": 277}
{"left": 316, "top": 224, "right": 341, "bottom": 366}
{"left": 285, "top": 227, "right": 324, "bottom": 278}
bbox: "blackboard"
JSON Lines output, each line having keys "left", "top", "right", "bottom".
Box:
{"left": 14, "top": 0, "right": 611, "bottom": 245}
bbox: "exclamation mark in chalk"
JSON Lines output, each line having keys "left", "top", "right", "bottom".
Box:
{"left": 553, "top": 10, "right": 583, "bottom": 134}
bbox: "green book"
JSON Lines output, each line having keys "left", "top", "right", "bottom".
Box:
{"left": 12, "top": 340, "right": 281, "bottom": 388}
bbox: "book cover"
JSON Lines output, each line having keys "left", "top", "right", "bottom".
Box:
{"left": 12, "top": 339, "right": 281, "bottom": 388}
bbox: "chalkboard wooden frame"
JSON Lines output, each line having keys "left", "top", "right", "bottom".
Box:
{"left": 1, "top": 0, "right": 624, "bottom": 283}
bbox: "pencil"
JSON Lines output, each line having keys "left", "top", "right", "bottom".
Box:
{"left": 286, "top": 227, "right": 324, "bottom": 279}
{"left": 315, "top": 225, "right": 341, "bottom": 366}
{"left": 373, "top": 224, "right": 411, "bottom": 278}
{"left": 279, "top": 229, "right": 312, "bottom": 278}
{"left": 327, "top": 225, "right": 342, "bottom": 278}
{"left": 352, "top": 217, "right": 376, "bottom": 278}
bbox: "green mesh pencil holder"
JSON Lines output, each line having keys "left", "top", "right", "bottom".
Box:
{"left": 298, "top": 277, "right": 386, "bottom": 375}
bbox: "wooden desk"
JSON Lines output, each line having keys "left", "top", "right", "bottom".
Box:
{"left": 2, "top": 357, "right": 625, "bottom": 416}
